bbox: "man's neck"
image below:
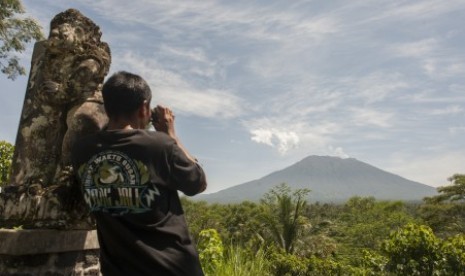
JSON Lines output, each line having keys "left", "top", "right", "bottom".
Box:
{"left": 106, "top": 118, "right": 140, "bottom": 130}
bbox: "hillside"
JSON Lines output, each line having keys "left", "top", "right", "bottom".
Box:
{"left": 196, "top": 156, "right": 438, "bottom": 203}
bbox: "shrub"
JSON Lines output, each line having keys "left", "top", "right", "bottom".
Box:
{"left": 197, "top": 228, "right": 224, "bottom": 275}
{"left": 383, "top": 223, "right": 441, "bottom": 275}
{"left": 0, "top": 140, "right": 14, "bottom": 185}
{"left": 441, "top": 234, "right": 465, "bottom": 274}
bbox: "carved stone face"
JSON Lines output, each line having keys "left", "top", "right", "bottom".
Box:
{"left": 49, "top": 23, "right": 85, "bottom": 49}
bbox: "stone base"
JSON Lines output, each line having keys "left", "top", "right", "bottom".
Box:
{"left": 0, "top": 229, "right": 100, "bottom": 275}
{"left": 0, "top": 185, "right": 93, "bottom": 230}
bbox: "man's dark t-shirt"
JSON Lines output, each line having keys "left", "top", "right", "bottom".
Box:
{"left": 71, "top": 129, "right": 206, "bottom": 276}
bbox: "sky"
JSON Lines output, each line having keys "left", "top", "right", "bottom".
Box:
{"left": 1, "top": 0, "right": 464, "bottom": 193}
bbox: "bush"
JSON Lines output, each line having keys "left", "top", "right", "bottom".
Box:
{"left": 269, "top": 249, "right": 309, "bottom": 276}
{"left": 441, "top": 234, "right": 465, "bottom": 274}
{"left": 197, "top": 229, "right": 224, "bottom": 275}
{"left": 0, "top": 140, "right": 14, "bottom": 185}
{"left": 215, "top": 244, "right": 270, "bottom": 276}
{"left": 383, "top": 223, "right": 441, "bottom": 275}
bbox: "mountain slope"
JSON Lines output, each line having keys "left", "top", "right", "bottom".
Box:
{"left": 197, "top": 156, "right": 437, "bottom": 203}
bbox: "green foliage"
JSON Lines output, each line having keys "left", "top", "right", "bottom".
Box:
{"left": 184, "top": 177, "right": 465, "bottom": 275}
{"left": 269, "top": 249, "right": 366, "bottom": 276}
{"left": 214, "top": 244, "right": 270, "bottom": 276}
{"left": 430, "top": 174, "right": 465, "bottom": 203}
{"left": 441, "top": 234, "right": 465, "bottom": 274}
{"left": 359, "top": 249, "right": 388, "bottom": 275}
{"left": 260, "top": 183, "right": 311, "bottom": 254}
{"left": 421, "top": 174, "right": 465, "bottom": 237}
{"left": 383, "top": 223, "right": 441, "bottom": 275}
{"left": 420, "top": 202, "right": 465, "bottom": 238}
{"left": 269, "top": 249, "right": 309, "bottom": 276}
{"left": 220, "top": 201, "right": 264, "bottom": 245}
{"left": 0, "top": 0, "right": 44, "bottom": 79}
{"left": 0, "top": 140, "right": 14, "bottom": 185}
{"left": 335, "top": 196, "right": 417, "bottom": 262}
{"left": 306, "top": 256, "right": 367, "bottom": 276}
{"left": 181, "top": 198, "right": 223, "bottom": 241}
{"left": 197, "top": 228, "right": 224, "bottom": 275}
{"left": 197, "top": 230, "right": 270, "bottom": 276}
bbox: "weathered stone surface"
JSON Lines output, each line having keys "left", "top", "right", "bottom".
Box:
{"left": 0, "top": 229, "right": 99, "bottom": 255}
{"left": 0, "top": 174, "right": 93, "bottom": 229}
{"left": 0, "top": 9, "right": 109, "bottom": 275}
{"left": 10, "top": 8, "right": 111, "bottom": 188}
{"left": 0, "top": 250, "right": 100, "bottom": 276}
{"left": 0, "top": 9, "right": 111, "bottom": 229}
{"left": 0, "top": 229, "right": 100, "bottom": 275}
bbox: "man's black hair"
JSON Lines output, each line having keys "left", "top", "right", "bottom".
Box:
{"left": 102, "top": 71, "right": 152, "bottom": 118}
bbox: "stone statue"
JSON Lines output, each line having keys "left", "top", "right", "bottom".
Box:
{"left": 0, "top": 9, "right": 111, "bottom": 228}
{"left": 10, "top": 9, "right": 111, "bottom": 188}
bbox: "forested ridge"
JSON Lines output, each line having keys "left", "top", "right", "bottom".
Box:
{"left": 184, "top": 177, "right": 465, "bottom": 276}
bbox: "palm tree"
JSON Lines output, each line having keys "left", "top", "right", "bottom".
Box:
{"left": 260, "top": 183, "right": 311, "bottom": 254}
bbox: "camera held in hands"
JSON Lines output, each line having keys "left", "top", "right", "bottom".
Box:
{"left": 150, "top": 107, "right": 161, "bottom": 125}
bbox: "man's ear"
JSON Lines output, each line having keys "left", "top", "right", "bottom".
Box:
{"left": 138, "top": 100, "right": 150, "bottom": 118}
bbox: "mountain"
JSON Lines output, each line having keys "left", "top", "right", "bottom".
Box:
{"left": 196, "top": 156, "right": 438, "bottom": 203}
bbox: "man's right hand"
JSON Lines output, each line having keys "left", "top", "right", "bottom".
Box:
{"left": 151, "top": 105, "right": 199, "bottom": 164}
{"left": 152, "top": 105, "right": 176, "bottom": 138}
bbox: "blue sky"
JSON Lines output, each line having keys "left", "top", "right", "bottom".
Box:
{"left": 1, "top": 0, "right": 464, "bottom": 192}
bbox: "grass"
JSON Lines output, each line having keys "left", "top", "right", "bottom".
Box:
{"left": 206, "top": 244, "right": 270, "bottom": 276}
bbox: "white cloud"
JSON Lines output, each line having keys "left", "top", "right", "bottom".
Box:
{"left": 387, "top": 37, "right": 465, "bottom": 81}
{"left": 423, "top": 59, "right": 465, "bottom": 79}
{"left": 265, "top": 86, "right": 343, "bottom": 118}
{"left": 274, "top": 131, "right": 300, "bottom": 154}
{"left": 245, "top": 115, "right": 342, "bottom": 155}
{"left": 404, "top": 89, "right": 465, "bottom": 103}
{"left": 449, "top": 126, "right": 465, "bottom": 135}
{"left": 355, "top": 72, "right": 409, "bottom": 103}
{"left": 156, "top": 45, "right": 221, "bottom": 78}
{"left": 114, "top": 52, "right": 244, "bottom": 118}
{"left": 372, "top": 0, "right": 465, "bottom": 22}
{"left": 350, "top": 108, "right": 394, "bottom": 128}
{"left": 159, "top": 45, "right": 209, "bottom": 63}
{"left": 391, "top": 38, "right": 438, "bottom": 58}
{"left": 79, "top": 0, "right": 341, "bottom": 44}
{"left": 250, "top": 128, "right": 274, "bottom": 146}
{"left": 328, "top": 146, "right": 349, "bottom": 158}
{"left": 159, "top": 87, "right": 243, "bottom": 118}
{"left": 250, "top": 128, "right": 299, "bottom": 154}
{"left": 430, "top": 105, "right": 463, "bottom": 115}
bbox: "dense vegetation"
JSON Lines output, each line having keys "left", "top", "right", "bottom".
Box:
{"left": 184, "top": 177, "right": 465, "bottom": 276}
{"left": 1, "top": 140, "right": 464, "bottom": 274}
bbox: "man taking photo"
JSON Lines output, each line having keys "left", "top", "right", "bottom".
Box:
{"left": 72, "top": 71, "right": 207, "bottom": 275}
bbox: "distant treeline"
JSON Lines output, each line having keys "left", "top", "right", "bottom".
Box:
{"left": 183, "top": 178, "right": 465, "bottom": 275}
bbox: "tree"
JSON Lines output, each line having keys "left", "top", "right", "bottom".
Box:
{"left": 219, "top": 201, "right": 264, "bottom": 246}
{"left": 180, "top": 198, "right": 223, "bottom": 242}
{"left": 441, "top": 234, "right": 465, "bottom": 274}
{"left": 337, "top": 197, "right": 417, "bottom": 253}
{"left": 383, "top": 223, "right": 441, "bottom": 276}
{"left": 260, "top": 183, "right": 311, "bottom": 254}
{"left": 0, "top": 0, "right": 44, "bottom": 80}
{"left": 0, "top": 140, "right": 14, "bottom": 185}
{"left": 426, "top": 174, "right": 465, "bottom": 203}
{"left": 421, "top": 174, "right": 465, "bottom": 237}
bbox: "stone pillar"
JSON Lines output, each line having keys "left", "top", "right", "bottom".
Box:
{"left": 0, "top": 9, "right": 111, "bottom": 275}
